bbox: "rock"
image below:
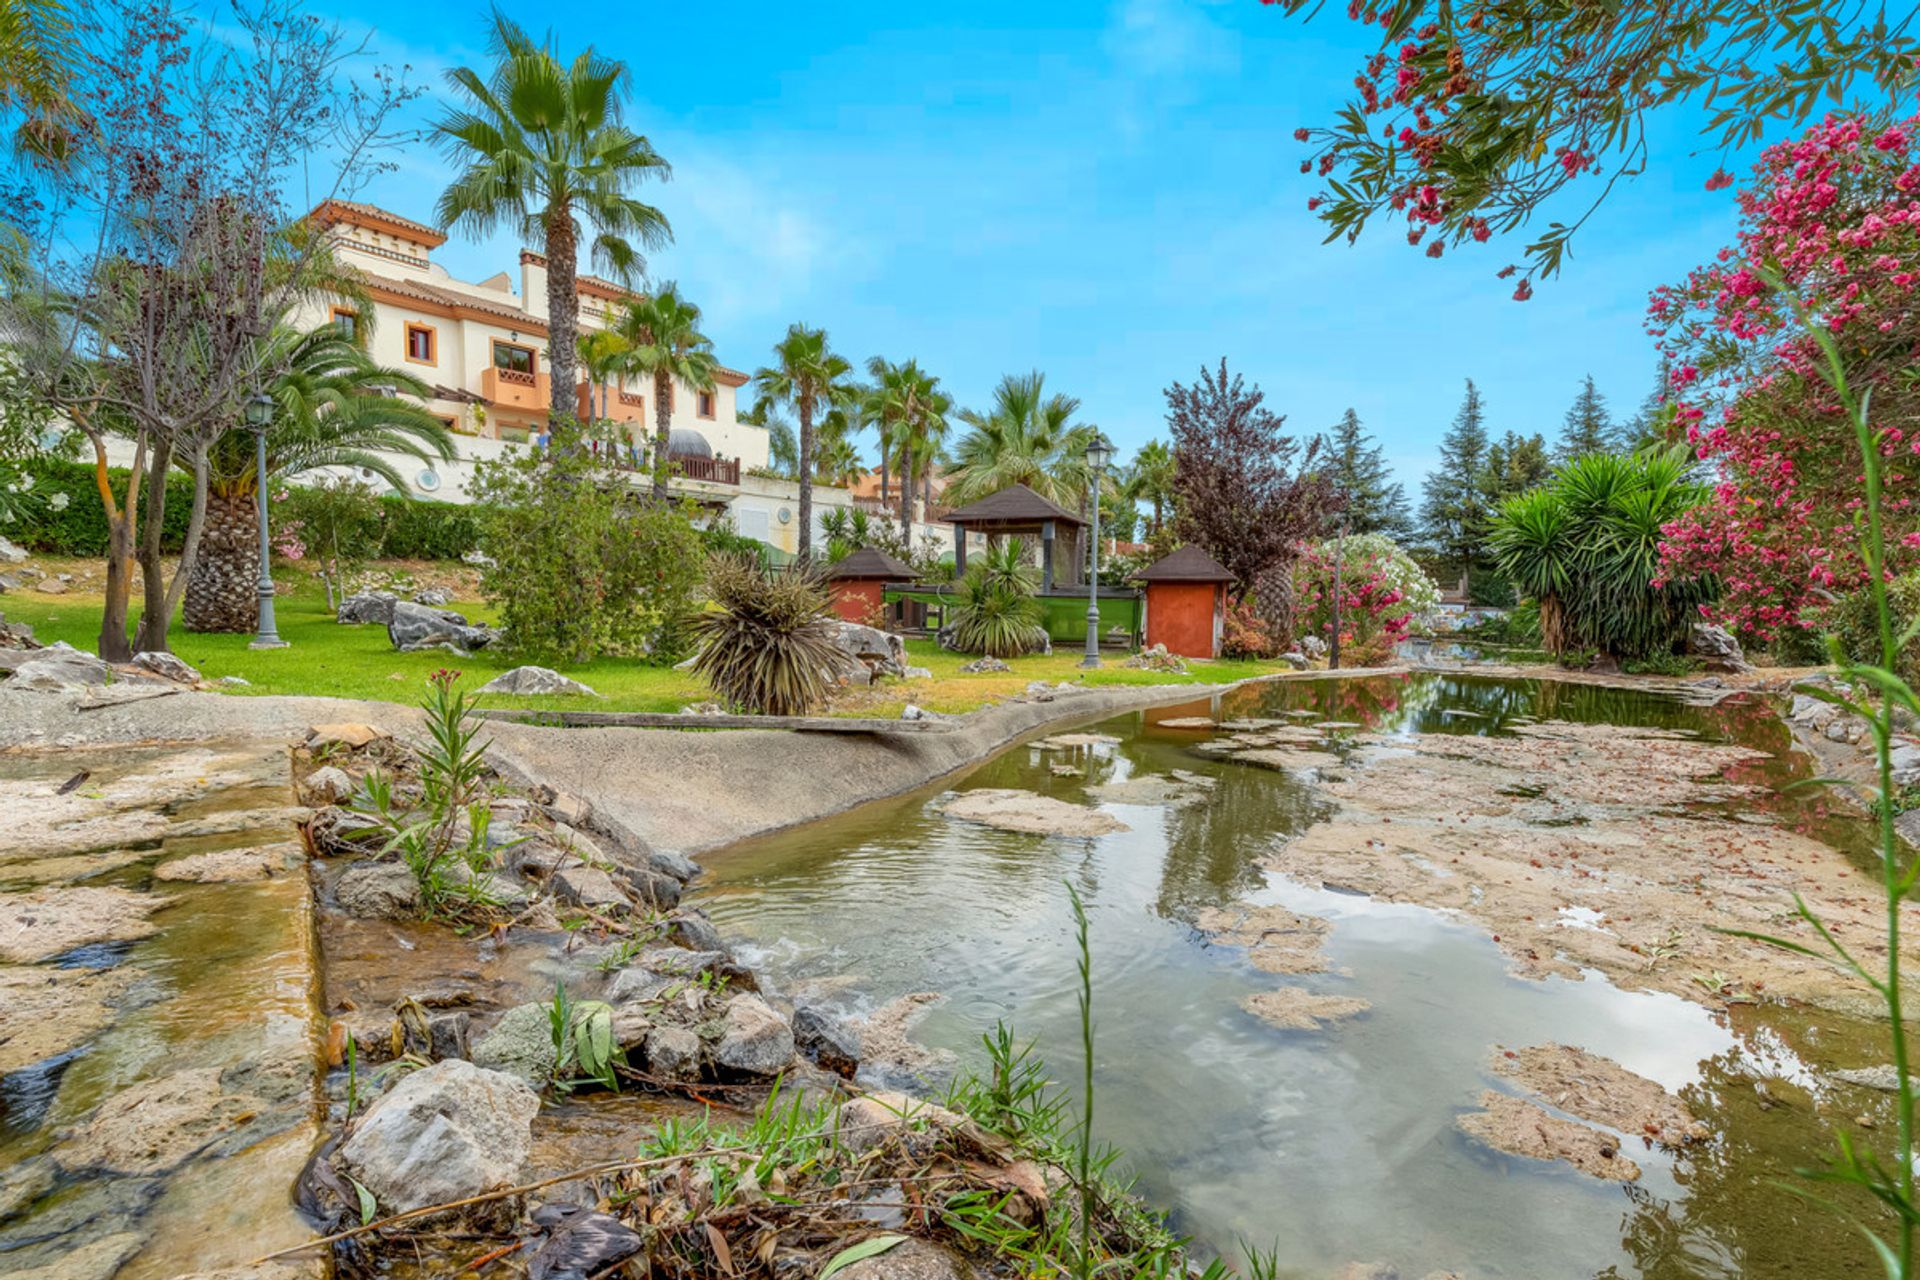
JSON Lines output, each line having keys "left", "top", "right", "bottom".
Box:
{"left": 663, "top": 909, "right": 725, "bottom": 952}
{"left": 0, "top": 885, "right": 163, "bottom": 963}
{"left": 1334, "top": 1266, "right": 1398, "bottom": 1280}
{"left": 469, "top": 1004, "right": 559, "bottom": 1086}
{"left": 1790, "top": 694, "right": 1836, "bottom": 730}
{"left": 462, "top": 548, "right": 495, "bottom": 567}
{"left": 1890, "top": 742, "right": 1920, "bottom": 788}
{"left": 903, "top": 666, "right": 932, "bottom": 679}
{"left": 307, "top": 722, "right": 388, "bottom": 750}
{"left": 155, "top": 844, "right": 294, "bottom": 882}
{"left": 1280, "top": 652, "right": 1309, "bottom": 670}
{"left": 538, "top": 787, "right": 593, "bottom": 827}
{"left": 831, "top": 1238, "right": 982, "bottom": 1280}
{"left": 32, "top": 578, "right": 67, "bottom": 594}
{"left": 826, "top": 621, "right": 910, "bottom": 681}
{"left": 551, "top": 864, "right": 632, "bottom": 915}
{"left": 412, "top": 586, "right": 455, "bottom": 606}
{"left": 1023, "top": 680, "right": 1056, "bottom": 702}
{"left": 644, "top": 1027, "right": 701, "bottom": 1081}
{"left": 680, "top": 700, "right": 725, "bottom": 715}
{"left": 388, "top": 599, "right": 497, "bottom": 655}
{"left": 1834, "top": 1064, "right": 1902, "bottom": 1092}
{"left": 339, "top": 1059, "right": 539, "bottom": 1215}
{"left": 3, "top": 1233, "right": 145, "bottom": 1280}
{"left": 714, "top": 994, "right": 795, "bottom": 1078}
{"left": 53, "top": 1066, "right": 259, "bottom": 1174}
{"left": 0, "top": 609, "right": 34, "bottom": 645}
{"left": 0, "top": 535, "right": 23, "bottom": 564}
{"left": 216, "top": 675, "right": 251, "bottom": 688}
{"left": 479, "top": 665, "right": 599, "bottom": 697}
{"left": 831, "top": 1091, "right": 965, "bottom": 1156}
{"left": 958, "top": 656, "right": 1011, "bottom": 674}
{"left": 0, "top": 1157, "right": 54, "bottom": 1221}
{"left": 617, "top": 866, "right": 683, "bottom": 911}
{"left": 336, "top": 590, "right": 398, "bottom": 625}
{"left": 1689, "top": 621, "right": 1752, "bottom": 672}
{"left": 901, "top": 703, "right": 944, "bottom": 721}
{"left": 938, "top": 788, "right": 1129, "bottom": 837}
{"left": 1240, "top": 989, "right": 1371, "bottom": 1030}
{"left": 130, "top": 650, "right": 200, "bottom": 683}
{"left": 650, "top": 849, "right": 701, "bottom": 883}
{"left": 1300, "top": 635, "right": 1328, "bottom": 659}
{"left": 1122, "top": 643, "right": 1188, "bottom": 673}
{"left": 7, "top": 642, "right": 112, "bottom": 691}
{"left": 334, "top": 861, "right": 421, "bottom": 920}
{"left": 301, "top": 766, "right": 355, "bottom": 806}
{"left": 1490, "top": 1042, "right": 1708, "bottom": 1146}
{"left": 1457, "top": 1090, "right": 1642, "bottom": 1181}
{"left": 793, "top": 1006, "right": 861, "bottom": 1077}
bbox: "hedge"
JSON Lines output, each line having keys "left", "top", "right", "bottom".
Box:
{"left": 10, "top": 457, "right": 481, "bottom": 562}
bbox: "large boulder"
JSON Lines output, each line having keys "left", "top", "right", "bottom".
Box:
{"left": 412, "top": 586, "right": 455, "bottom": 607}
{"left": 338, "top": 1059, "right": 539, "bottom": 1215}
{"left": 826, "top": 621, "right": 910, "bottom": 683}
{"left": 0, "top": 535, "right": 25, "bottom": 564}
{"left": 1688, "top": 622, "right": 1752, "bottom": 673}
{"left": 388, "top": 600, "right": 498, "bottom": 656}
{"left": 713, "top": 994, "right": 795, "bottom": 1078}
{"left": 6, "top": 642, "right": 112, "bottom": 692}
{"left": 336, "top": 591, "right": 399, "bottom": 626}
{"left": 479, "top": 666, "right": 599, "bottom": 697}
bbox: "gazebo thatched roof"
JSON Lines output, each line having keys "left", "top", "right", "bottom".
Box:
{"left": 942, "top": 483, "right": 1086, "bottom": 530}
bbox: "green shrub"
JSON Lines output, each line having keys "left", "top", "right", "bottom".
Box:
{"left": 1817, "top": 573, "right": 1920, "bottom": 684}
{"left": 377, "top": 494, "right": 481, "bottom": 561}
{"left": 9, "top": 458, "right": 195, "bottom": 555}
{"left": 951, "top": 540, "right": 1047, "bottom": 658}
{"left": 690, "top": 553, "right": 842, "bottom": 715}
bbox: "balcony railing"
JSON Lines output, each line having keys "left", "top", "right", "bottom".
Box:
{"left": 674, "top": 456, "right": 741, "bottom": 485}
{"left": 495, "top": 367, "right": 536, "bottom": 387}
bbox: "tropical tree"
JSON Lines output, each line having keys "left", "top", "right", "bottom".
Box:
{"left": 182, "top": 324, "right": 454, "bottom": 632}
{"left": 434, "top": 10, "right": 671, "bottom": 430}
{"left": 1489, "top": 445, "right": 1714, "bottom": 660}
{"left": 577, "top": 327, "right": 626, "bottom": 426}
{"left": 949, "top": 538, "right": 1047, "bottom": 658}
{"left": 864, "top": 357, "right": 951, "bottom": 541}
{"left": 1126, "top": 440, "right": 1175, "bottom": 538}
{"left": 0, "top": 0, "right": 79, "bottom": 155}
{"left": 946, "top": 371, "right": 1090, "bottom": 507}
{"left": 752, "top": 324, "right": 854, "bottom": 560}
{"left": 613, "top": 283, "right": 717, "bottom": 499}
{"left": 813, "top": 428, "right": 863, "bottom": 489}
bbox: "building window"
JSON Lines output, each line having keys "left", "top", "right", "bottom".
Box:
{"left": 331, "top": 307, "right": 359, "bottom": 341}
{"left": 697, "top": 390, "right": 715, "bottom": 419}
{"left": 405, "top": 323, "right": 436, "bottom": 365}
{"left": 492, "top": 341, "right": 534, "bottom": 374}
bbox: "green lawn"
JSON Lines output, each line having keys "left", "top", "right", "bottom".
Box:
{"left": 3, "top": 572, "right": 1300, "bottom": 716}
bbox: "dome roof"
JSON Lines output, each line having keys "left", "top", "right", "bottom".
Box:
{"left": 667, "top": 429, "right": 713, "bottom": 460}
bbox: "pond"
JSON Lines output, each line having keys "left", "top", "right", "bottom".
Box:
{"left": 697, "top": 672, "right": 1888, "bottom": 1280}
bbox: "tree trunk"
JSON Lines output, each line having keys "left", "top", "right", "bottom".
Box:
{"left": 900, "top": 444, "right": 915, "bottom": 546}
{"left": 878, "top": 435, "right": 889, "bottom": 506}
{"left": 138, "top": 443, "right": 213, "bottom": 655}
{"left": 545, "top": 209, "right": 580, "bottom": 432}
{"left": 1253, "top": 559, "right": 1298, "bottom": 655}
{"left": 797, "top": 397, "right": 814, "bottom": 561}
{"left": 1539, "top": 593, "right": 1568, "bottom": 655}
{"left": 183, "top": 484, "right": 260, "bottom": 632}
{"left": 652, "top": 369, "right": 672, "bottom": 500}
{"left": 94, "top": 432, "right": 138, "bottom": 663}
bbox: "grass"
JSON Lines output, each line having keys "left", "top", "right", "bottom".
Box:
{"left": 2, "top": 559, "right": 1303, "bottom": 716}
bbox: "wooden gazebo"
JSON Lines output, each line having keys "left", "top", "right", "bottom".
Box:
{"left": 943, "top": 483, "right": 1086, "bottom": 591}
{"left": 825, "top": 547, "right": 919, "bottom": 624}
{"left": 1131, "top": 544, "right": 1235, "bottom": 658}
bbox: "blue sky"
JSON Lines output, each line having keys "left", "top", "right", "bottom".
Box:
{"left": 320, "top": 0, "right": 1757, "bottom": 496}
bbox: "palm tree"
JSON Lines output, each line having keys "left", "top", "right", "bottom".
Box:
{"left": 946, "top": 371, "right": 1090, "bottom": 506}
{"left": 864, "top": 357, "right": 951, "bottom": 541}
{"left": 752, "top": 324, "right": 854, "bottom": 560}
{"left": 814, "top": 428, "right": 864, "bottom": 489}
{"left": 434, "top": 11, "right": 671, "bottom": 431}
{"left": 1129, "top": 439, "right": 1175, "bottom": 536}
{"left": 0, "top": 0, "right": 78, "bottom": 157}
{"left": 577, "top": 327, "right": 626, "bottom": 425}
{"left": 182, "top": 324, "right": 455, "bottom": 633}
{"left": 613, "top": 283, "right": 718, "bottom": 499}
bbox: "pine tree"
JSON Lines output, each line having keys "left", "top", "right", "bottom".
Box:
{"left": 1321, "top": 408, "right": 1412, "bottom": 537}
{"left": 1624, "top": 356, "right": 1673, "bottom": 450}
{"left": 1419, "top": 379, "right": 1493, "bottom": 581}
{"left": 1555, "top": 375, "right": 1615, "bottom": 462}
{"left": 1482, "top": 431, "right": 1551, "bottom": 502}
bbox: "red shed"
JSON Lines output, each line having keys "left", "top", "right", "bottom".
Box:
{"left": 825, "top": 547, "right": 920, "bottom": 625}
{"left": 1131, "top": 545, "right": 1234, "bottom": 658}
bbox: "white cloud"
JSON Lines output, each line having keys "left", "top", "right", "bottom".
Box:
{"left": 1101, "top": 0, "right": 1241, "bottom": 83}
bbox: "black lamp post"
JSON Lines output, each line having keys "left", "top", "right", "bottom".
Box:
{"left": 1080, "top": 432, "right": 1114, "bottom": 669}
{"left": 246, "top": 392, "right": 287, "bottom": 650}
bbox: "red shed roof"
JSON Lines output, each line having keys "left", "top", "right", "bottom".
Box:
{"left": 825, "top": 547, "right": 920, "bottom": 580}
{"left": 1130, "top": 544, "right": 1234, "bottom": 583}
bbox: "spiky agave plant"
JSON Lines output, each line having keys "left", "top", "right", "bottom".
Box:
{"left": 950, "top": 539, "right": 1046, "bottom": 658}
{"left": 690, "top": 553, "right": 843, "bottom": 715}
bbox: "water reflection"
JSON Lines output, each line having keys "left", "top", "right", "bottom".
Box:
{"left": 698, "top": 673, "right": 1887, "bottom": 1280}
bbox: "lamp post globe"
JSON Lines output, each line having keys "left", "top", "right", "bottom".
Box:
{"left": 246, "top": 392, "right": 288, "bottom": 650}
{"left": 1080, "top": 432, "right": 1114, "bottom": 669}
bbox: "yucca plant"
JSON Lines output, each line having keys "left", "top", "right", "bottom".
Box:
{"left": 950, "top": 539, "right": 1046, "bottom": 658}
{"left": 690, "top": 553, "right": 843, "bottom": 715}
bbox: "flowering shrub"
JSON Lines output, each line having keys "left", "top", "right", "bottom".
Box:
{"left": 1294, "top": 533, "right": 1439, "bottom": 665}
{"left": 1650, "top": 110, "right": 1920, "bottom": 642}
{"left": 1221, "top": 598, "right": 1277, "bottom": 659}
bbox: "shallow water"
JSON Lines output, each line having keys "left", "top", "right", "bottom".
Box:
{"left": 698, "top": 673, "right": 1889, "bottom": 1280}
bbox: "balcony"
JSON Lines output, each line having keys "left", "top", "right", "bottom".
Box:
{"left": 481, "top": 365, "right": 547, "bottom": 412}
{"left": 673, "top": 455, "right": 741, "bottom": 485}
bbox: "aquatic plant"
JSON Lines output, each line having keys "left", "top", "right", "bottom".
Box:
{"left": 949, "top": 539, "right": 1046, "bottom": 658}
{"left": 689, "top": 552, "right": 843, "bottom": 716}
{"left": 1725, "top": 280, "right": 1919, "bottom": 1279}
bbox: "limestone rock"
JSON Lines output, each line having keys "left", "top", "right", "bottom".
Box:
{"left": 1241, "top": 988, "right": 1370, "bottom": 1030}
{"left": 53, "top": 1066, "right": 258, "bottom": 1174}
{"left": 336, "top": 591, "right": 399, "bottom": 625}
{"left": 1122, "top": 643, "right": 1188, "bottom": 673}
{"left": 32, "top": 578, "right": 67, "bottom": 595}
{"left": 793, "top": 1005, "right": 861, "bottom": 1077}
{"left": 649, "top": 848, "right": 701, "bottom": 883}
{"left": 1490, "top": 1042, "right": 1708, "bottom": 1147}
{"left": 1834, "top": 1064, "right": 1902, "bottom": 1092}
{"left": 831, "top": 1091, "right": 965, "bottom": 1156}
{"left": 826, "top": 621, "right": 910, "bottom": 681}
{"left": 300, "top": 766, "right": 355, "bottom": 806}
{"left": 7, "top": 642, "right": 111, "bottom": 692}
{"left": 155, "top": 844, "right": 294, "bottom": 882}
{"left": 617, "top": 866, "right": 683, "bottom": 911}
{"left": 644, "top": 1026, "right": 701, "bottom": 1081}
{"left": 0, "top": 885, "right": 163, "bottom": 963}
{"left": 334, "top": 861, "right": 421, "bottom": 920}
{"left": 306, "top": 722, "right": 388, "bottom": 750}
{"left": 1280, "top": 652, "right": 1309, "bottom": 670}
{"left": 339, "top": 1059, "right": 539, "bottom": 1214}
{"left": 0, "top": 535, "right": 24, "bottom": 564}
{"left": 3, "top": 1232, "right": 145, "bottom": 1280}
{"left": 387, "top": 600, "right": 497, "bottom": 655}
{"left": 551, "top": 864, "right": 632, "bottom": 915}
{"left": 1688, "top": 621, "right": 1752, "bottom": 672}
{"left": 1456, "top": 1090, "right": 1641, "bottom": 1182}
{"left": 901, "top": 703, "right": 945, "bottom": 721}
{"left": 938, "top": 789, "right": 1129, "bottom": 837}
{"left": 131, "top": 650, "right": 201, "bottom": 683}
{"left": 470, "top": 1003, "right": 559, "bottom": 1086}
{"left": 662, "top": 909, "right": 723, "bottom": 952}
{"left": 958, "top": 656, "right": 1010, "bottom": 674}
{"left": 831, "top": 1238, "right": 982, "bottom": 1280}
{"left": 412, "top": 586, "right": 455, "bottom": 606}
{"left": 713, "top": 993, "right": 795, "bottom": 1078}
{"left": 479, "top": 665, "right": 599, "bottom": 697}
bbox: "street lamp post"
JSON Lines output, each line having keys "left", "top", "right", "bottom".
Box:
{"left": 1080, "top": 432, "right": 1114, "bottom": 669}
{"left": 246, "top": 392, "right": 287, "bottom": 650}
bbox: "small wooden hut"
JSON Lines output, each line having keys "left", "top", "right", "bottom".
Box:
{"left": 825, "top": 547, "right": 920, "bottom": 625}
{"left": 1131, "top": 545, "right": 1234, "bottom": 658}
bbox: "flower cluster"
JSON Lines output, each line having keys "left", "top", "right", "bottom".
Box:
{"left": 1293, "top": 533, "right": 1440, "bottom": 665}
{"left": 1649, "top": 110, "right": 1920, "bottom": 641}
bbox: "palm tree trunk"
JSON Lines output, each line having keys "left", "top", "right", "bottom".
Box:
{"left": 652, "top": 370, "right": 672, "bottom": 500}
{"left": 183, "top": 484, "right": 260, "bottom": 633}
{"left": 878, "top": 435, "right": 889, "bottom": 506}
{"left": 797, "top": 397, "right": 814, "bottom": 561}
{"left": 545, "top": 210, "right": 581, "bottom": 432}
{"left": 900, "top": 441, "right": 915, "bottom": 546}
